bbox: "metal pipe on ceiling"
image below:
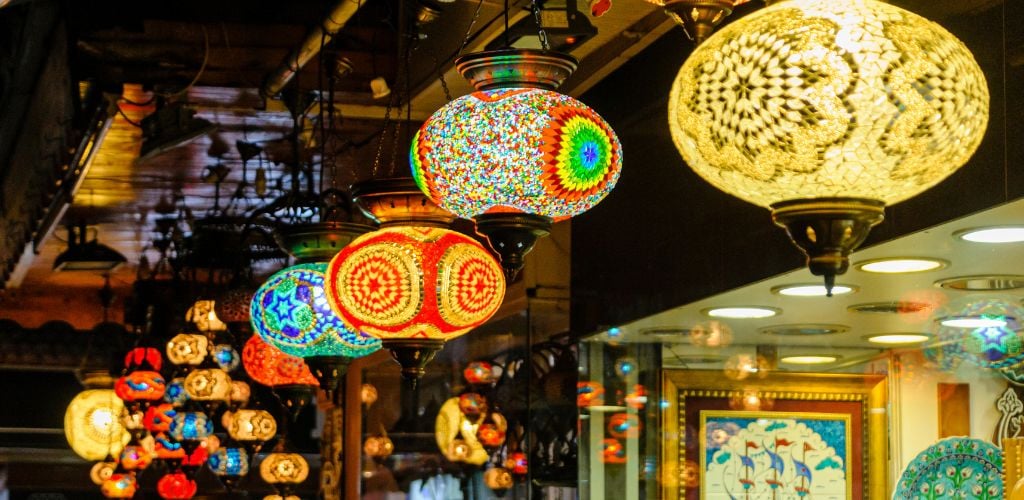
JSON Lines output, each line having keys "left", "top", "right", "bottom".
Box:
{"left": 260, "top": 0, "right": 365, "bottom": 99}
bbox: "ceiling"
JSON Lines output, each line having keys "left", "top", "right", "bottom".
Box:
{"left": 591, "top": 197, "right": 1024, "bottom": 369}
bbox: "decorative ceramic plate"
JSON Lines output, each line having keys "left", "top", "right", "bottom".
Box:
{"left": 894, "top": 437, "right": 1003, "bottom": 499}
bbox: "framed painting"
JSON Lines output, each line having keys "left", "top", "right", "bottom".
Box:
{"left": 661, "top": 370, "right": 887, "bottom": 499}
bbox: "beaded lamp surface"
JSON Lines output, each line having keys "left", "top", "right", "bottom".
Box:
{"left": 115, "top": 370, "right": 166, "bottom": 403}
{"left": 167, "top": 333, "right": 209, "bottom": 366}
{"left": 208, "top": 447, "right": 250, "bottom": 476}
{"left": 259, "top": 453, "right": 309, "bottom": 485}
{"left": 157, "top": 472, "right": 198, "bottom": 500}
{"left": 324, "top": 226, "right": 505, "bottom": 341}
{"left": 183, "top": 368, "right": 232, "bottom": 401}
{"left": 169, "top": 411, "right": 214, "bottom": 442}
{"left": 412, "top": 88, "right": 622, "bottom": 220}
{"left": 241, "top": 335, "right": 319, "bottom": 387}
{"left": 250, "top": 263, "right": 381, "bottom": 358}
{"left": 64, "top": 388, "right": 129, "bottom": 461}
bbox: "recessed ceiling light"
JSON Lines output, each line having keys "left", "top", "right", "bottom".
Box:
{"left": 935, "top": 275, "right": 1024, "bottom": 291}
{"left": 703, "top": 306, "right": 780, "bottom": 319}
{"left": 772, "top": 284, "right": 856, "bottom": 297}
{"left": 855, "top": 258, "right": 947, "bottom": 274}
{"left": 955, "top": 226, "right": 1024, "bottom": 243}
{"left": 939, "top": 316, "right": 1009, "bottom": 328}
{"left": 865, "top": 333, "right": 932, "bottom": 345}
{"left": 759, "top": 324, "right": 848, "bottom": 336}
{"left": 780, "top": 355, "right": 838, "bottom": 365}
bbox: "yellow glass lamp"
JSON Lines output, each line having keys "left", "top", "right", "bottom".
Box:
{"left": 435, "top": 397, "right": 488, "bottom": 465}
{"left": 166, "top": 333, "right": 209, "bottom": 366}
{"left": 183, "top": 367, "right": 232, "bottom": 412}
{"left": 260, "top": 452, "right": 309, "bottom": 491}
{"left": 228, "top": 409, "right": 278, "bottom": 444}
{"left": 669, "top": 0, "right": 989, "bottom": 293}
{"left": 186, "top": 299, "right": 227, "bottom": 332}
{"left": 90, "top": 460, "right": 117, "bottom": 486}
{"left": 65, "top": 373, "right": 130, "bottom": 461}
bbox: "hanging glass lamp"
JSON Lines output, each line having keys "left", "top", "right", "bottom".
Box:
{"left": 668, "top": 0, "right": 989, "bottom": 293}
{"left": 412, "top": 50, "right": 622, "bottom": 278}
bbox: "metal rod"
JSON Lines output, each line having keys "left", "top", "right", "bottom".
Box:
{"left": 260, "top": 0, "right": 365, "bottom": 99}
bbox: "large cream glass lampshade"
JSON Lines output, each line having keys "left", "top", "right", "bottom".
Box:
{"left": 669, "top": 0, "right": 988, "bottom": 292}
{"left": 65, "top": 383, "right": 130, "bottom": 461}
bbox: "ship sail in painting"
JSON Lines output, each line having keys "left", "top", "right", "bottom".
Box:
{"left": 701, "top": 412, "right": 851, "bottom": 499}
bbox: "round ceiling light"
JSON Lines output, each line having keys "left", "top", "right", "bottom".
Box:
{"left": 780, "top": 355, "right": 838, "bottom": 365}
{"left": 703, "top": 306, "right": 779, "bottom": 319}
{"left": 759, "top": 324, "right": 848, "bottom": 336}
{"left": 939, "top": 316, "right": 1009, "bottom": 329}
{"left": 865, "top": 333, "right": 932, "bottom": 345}
{"left": 772, "top": 284, "right": 856, "bottom": 297}
{"left": 935, "top": 275, "right": 1024, "bottom": 291}
{"left": 856, "top": 258, "right": 947, "bottom": 274}
{"left": 955, "top": 226, "right": 1024, "bottom": 243}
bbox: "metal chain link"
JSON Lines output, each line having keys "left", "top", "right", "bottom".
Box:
{"left": 531, "top": 0, "right": 550, "bottom": 51}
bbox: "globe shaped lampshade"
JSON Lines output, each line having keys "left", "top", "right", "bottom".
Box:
{"left": 157, "top": 472, "right": 197, "bottom": 500}
{"left": 183, "top": 367, "right": 232, "bottom": 403}
{"left": 164, "top": 377, "right": 189, "bottom": 407}
{"left": 668, "top": 0, "right": 988, "bottom": 290}
{"left": 208, "top": 447, "right": 250, "bottom": 476}
{"left": 241, "top": 335, "right": 319, "bottom": 387}
{"left": 216, "top": 286, "right": 256, "bottom": 324}
{"left": 412, "top": 88, "right": 621, "bottom": 221}
{"left": 213, "top": 344, "right": 241, "bottom": 372}
{"left": 65, "top": 388, "right": 130, "bottom": 460}
{"left": 186, "top": 299, "right": 227, "bottom": 332}
{"left": 101, "top": 472, "right": 138, "bottom": 498}
{"left": 119, "top": 443, "right": 154, "bottom": 471}
{"left": 166, "top": 333, "right": 209, "bottom": 366}
{"left": 169, "top": 411, "right": 214, "bottom": 443}
{"left": 324, "top": 226, "right": 505, "bottom": 379}
{"left": 91, "top": 461, "right": 117, "bottom": 486}
{"left": 259, "top": 453, "right": 310, "bottom": 486}
{"left": 250, "top": 263, "right": 381, "bottom": 359}
{"left": 933, "top": 296, "right": 1024, "bottom": 369}
{"left": 115, "top": 370, "right": 166, "bottom": 404}
{"left": 228, "top": 409, "right": 277, "bottom": 443}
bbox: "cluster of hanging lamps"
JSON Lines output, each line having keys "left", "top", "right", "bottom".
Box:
{"left": 411, "top": 49, "right": 623, "bottom": 278}
{"left": 667, "top": 0, "right": 989, "bottom": 293}
{"left": 321, "top": 178, "right": 506, "bottom": 382}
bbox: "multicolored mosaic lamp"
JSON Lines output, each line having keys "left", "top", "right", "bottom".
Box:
{"left": 115, "top": 348, "right": 166, "bottom": 411}
{"left": 241, "top": 335, "right": 320, "bottom": 415}
{"left": 157, "top": 471, "right": 198, "bottom": 500}
{"left": 208, "top": 446, "right": 250, "bottom": 491}
{"left": 250, "top": 262, "right": 381, "bottom": 393}
{"left": 326, "top": 179, "right": 506, "bottom": 382}
{"left": 412, "top": 50, "right": 622, "bottom": 278}
{"left": 668, "top": 0, "right": 989, "bottom": 294}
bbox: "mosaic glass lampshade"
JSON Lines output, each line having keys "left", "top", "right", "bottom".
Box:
{"left": 229, "top": 380, "right": 251, "bottom": 409}
{"left": 325, "top": 226, "right": 505, "bottom": 380}
{"left": 183, "top": 368, "right": 232, "bottom": 407}
{"left": 164, "top": 377, "right": 189, "bottom": 407}
{"left": 154, "top": 433, "right": 186, "bottom": 461}
{"left": 216, "top": 287, "right": 256, "bottom": 324}
{"left": 251, "top": 263, "right": 381, "bottom": 391}
{"left": 213, "top": 344, "right": 241, "bottom": 372}
{"left": 115, "top": 370, "right": 167, "bottom": 405}
{"left": 144, "top": 403, "right": 176, "bottom": 434}
{"left": 101, "top": 472, "right": 137, "bottom": 498}
{"left": 241, "top": 335, "right": 319, "bottom": 387}
{"left": 483, "top": 467, "right": 514, "bottom": 495}
{"left": 167, "top": 333, "right": 209, "bottom": 366}
{"left": 208, "top": 447, "right": 250, "bottom": 476}
{"left": 186, "top": 299, "right": 227, "bottom": 332}
{"left": 157, "top": 472, "right": 197, "bottom": 500}
{"left": 259, "top": 453, "right": 310, "bottom": 486}
{"left": 669, "top": 0, "right": 989, "bottom": 292}
{"left": 119, "top": 443, "right": 154, "bottom": 471}
{"left": 169, "top": 411, "right": 214, "bottom": 443}
{"left": 463, "top": 361, "right": 497, "bottom": 385}
{"left": 228, "top": 409, "right": 277, "bottom": 443}
{"left": 90, "top": 461, "right": 117, "bottom": 486}
{"left": 65, "top": 386, "right": 129, "bottom": 461}
{"left": 412, "top": 50, "right": 622, "bottom": 277}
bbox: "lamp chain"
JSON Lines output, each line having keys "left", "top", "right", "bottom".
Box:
{"left": 531, "top": 0, "right": 550, "bottom": 51}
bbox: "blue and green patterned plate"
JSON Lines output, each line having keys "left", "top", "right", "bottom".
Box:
{"left": 894, "top": 437, "right": 1002, "bottom": 499}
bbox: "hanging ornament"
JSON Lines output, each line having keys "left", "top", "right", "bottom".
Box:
{"left": 115, "top": 347, "right": 166, "bottom": 410}
{"left": 325, "top": 178, "right": 506, "bottom": 382}
{"left": 228, "top": 408, "right": 278, "bottom": 447}
{"left": 166, "top": 333, "right": 209, "bottom": 366}
{"left": 64, "top": 373, "right": 129, "bottom": 461}
{"left": 186, "top": 299, "right": 228, "bottom": 332}
{"left": 601, "top": 438, "right": 627, "bottom": 464}
{"left": 463, "top": 361, "right": 497, "bottom": 385}
{"left": 668, "top": 0, "right": 989, "bottom": 293}
{"left": 607, "top": 413, "right": 642, "bottom": 439}
{"left": 164, "top": 377, "right": 190, "bottom": 407}
{"left": 169, "top": 411, "right": 214, "bottom": 453}
{"left": 216, "top": 286, "right": 256, "bottom": 325}
{"left": 250, "top": 262, "right": 380, "bottom": 393}
{"left": 208, "top": 446, "right": 250, "bottom": 491}
{"left": 183, "top": 367, "right": 232, "bottom": 412}
{"left": 242, "top": 335, "right": 319, "bottom": 415}
{"left": 412, "top": 51, "right": 622, "bottom": 278}
{"left": 506, "top": 452, "right": 528, "bottom": 476}
{"left": 100, "top": 472, "right": 138, "bottom": 498}
{"left": 260, "top": 452, "right": 310, "bottom": 495}
{"left": 577, "top": 381, "right": 605, "bottom": 408}
{"left": 483, "top": 467, "right": 514, "bottom": 497}
{"left": 144, "top": 403, "right": 176, "bottom": 434}
{"left": 157, "top": 472, "right": 198, "bottom": 500}
{"left": 213, "top": 344, "right": 241, "bottom": 372}
{"left": 90, "top": 460, "right": 117, "bottom": 486}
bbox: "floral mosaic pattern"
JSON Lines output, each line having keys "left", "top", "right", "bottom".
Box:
{"left": 669, "top": 0, "right": 988, "bottom": 208}
{"left": 895, "top": 437, "right": 1003, "bottom": 499}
